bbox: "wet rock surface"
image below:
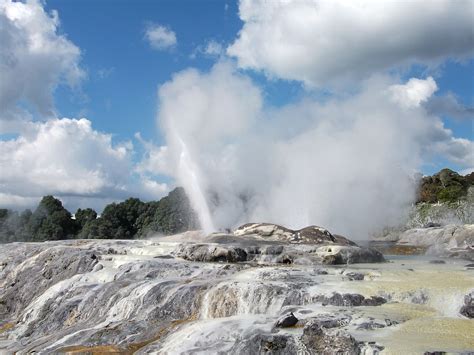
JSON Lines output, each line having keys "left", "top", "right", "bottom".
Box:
{"left": 300, "top": 320, "right": 360, "bottom": 354}
{"left": 316, "top": 293, "right": 387, "bottom": 307}
{"left": 373, "top": 224, "right": 474, "bottom": 260}
{"left": 460, "top": 292, "right": 474, "bottom": 318}
{"left": 0, "top": 224, "right": 473, "bottom": 354}
{"left": 275, "top": 312, "right": 298, "bottom": 328}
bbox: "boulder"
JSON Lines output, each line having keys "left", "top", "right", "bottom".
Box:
{"left": 275, "top": 312, "right": 298, "bottom": 328}
{"left": 460, "top": 292, "right": 474, "bottom": 318}
{"left": 317, "top": 245, "right": 385, "bottom": 264}
{"left": 301, "top": 320, "right": 360, "bottom": 354}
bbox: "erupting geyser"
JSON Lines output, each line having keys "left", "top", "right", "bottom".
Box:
{"left": 156, "top": 63, "right": 447, "bottom": 238}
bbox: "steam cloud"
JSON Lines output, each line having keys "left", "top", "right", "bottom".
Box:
{"left": 154, "top": 62, "right": 470, "bottom": 239}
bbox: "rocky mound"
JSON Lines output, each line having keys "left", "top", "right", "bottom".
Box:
{"left": 177, "top": 223, "right": 384, "bottom": 265}
{"left": 233, "top": 223, "right": 357, "bottom": 246}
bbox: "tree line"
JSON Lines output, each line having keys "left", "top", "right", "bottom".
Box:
{"left": 0, "top": 187, "right": 199, "bottom": 243}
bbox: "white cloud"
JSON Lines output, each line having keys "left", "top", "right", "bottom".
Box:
{"left": 204, "top": 40, "right": 224, "bottom": 57}
{"left": 0, "top": 118, "right": 169, "bottom": 211}
{"left": 191, "top": 40, "right": 225, "bottom": 59}
{"left": 144, "top": 23, "right": 177, "bottom": 50}
{"left": 154, "top": 63, "right": 474, "bottom": 238}
{"left": 0, "top": 0, "right": 85, "bottom": 128}
{"left": 228, "top": 0, "right": 474, "bottom": 86}
{"left": 389, "top": 77, "right": 438, "bottom": 108}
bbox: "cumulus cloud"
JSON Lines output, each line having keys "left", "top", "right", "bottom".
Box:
{"left": 389, "top": 77, "right": 438, "bottom": 108}
{"left": 0, "top": 0, "right": 85, "bottom": 129}
{"left": 0, "top": 118, "right": 169, "bottom": 211}
{"left": 144, "top": 23, "right": 177, "bottom": 50}
{"left": 228, "top": 0, "right": 474, "bottom": 86}
{"left": 153, "top": 62, "right": 474, "bottom": 238}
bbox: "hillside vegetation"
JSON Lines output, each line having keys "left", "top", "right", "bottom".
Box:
{"left": 417, "top": 168, "right": 474, "bottom": 204}
{"left": 0, "top": 187, "right": 198, "bottom": 243}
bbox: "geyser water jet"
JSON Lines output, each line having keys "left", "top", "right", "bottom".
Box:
{"left": 175, "top": 133, "right": 215, "bottom": 233}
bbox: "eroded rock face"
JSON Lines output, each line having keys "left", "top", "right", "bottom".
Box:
{"left": 0, "top": 245, "right": 98, "bottom": 319}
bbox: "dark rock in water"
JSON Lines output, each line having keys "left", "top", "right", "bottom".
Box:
{"left": 317, "top": 293, "right": 387, "bottom": 307}
{"left": 229, "top": 333, "right": 298, "bottom": 354}
{"left": 321, "top": 254, "right": 344, "bottom": 265}
{"left": 460, "top": 292, "right": 474, "bottom": 318}
{"left": 363, "top": 296, "right": 388, "bottom": 306}
{"left": 302, "top": 315, "right": 350, "bottom": 329}
{"left": 357, "top": 321, "right": 385, "bottom": 330}
{"left": 424, "top": 352, "right": 447, "bottom": 355}
{"left": 384, "top": 318, "right": 398, "bottom": 326}
{"left": 275, "top": 312, "right": 298, "bottom": 328}
{"left": 275, "top": 254, "right": 294, "bottom": 264}
{"left": 423, "top": 222, "right": 442, "bottom": 228}
{"left": 319, "top": 246, "right": 385, "bottom": 265}
{"left": 464, "top": 263, "right": 474, "bottom": 268}
{"left": 301, "top": 320, "right": 360, "bottom": 354}
{"left": 345, "top": 272, "right": 365, "bottom": 281}
{"left": 429, "top": 260, "right": 446, "bottom": 264}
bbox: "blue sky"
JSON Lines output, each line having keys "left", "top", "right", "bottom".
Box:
{"left": 0, "top": 0, "right": 473, "bottom": 214}
{"left": 49, "top": 0, "right": 472, "bottom": 160}
{"left": 48, "top": 0, "right": 241, "bottom": 143}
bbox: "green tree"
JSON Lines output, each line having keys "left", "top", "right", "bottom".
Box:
{"left": 75, "top": 208, "right": 97, "bottom": 228}
{"left": 29, "top": 196, "right": 78, "bottom": 241}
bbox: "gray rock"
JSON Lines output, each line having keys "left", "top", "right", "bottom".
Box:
{"left": 318, "top": 246, "right": 385, "bottom": 265}
{"left": 345, "top": 272, "right": 365, "bottom": 281}
{"left": 178, "top": 244, "right": 248, "bottom": 262}
{"left": 275, "top": 312, "right": 298, "bottom": 328}
{"left": 396, "top": 224, "right": 474, "bottom": 260}
{"left": 301, "top": 320, "right": 360, "bottom": 354}
{"left": 460, "top": 292, "right": 474, "bottom": 318}
{"left": 317, "top": 293, "right": 386, "bottom": 307}
{"left": 229, "top": 333, "right": 298, "bottom": 354}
